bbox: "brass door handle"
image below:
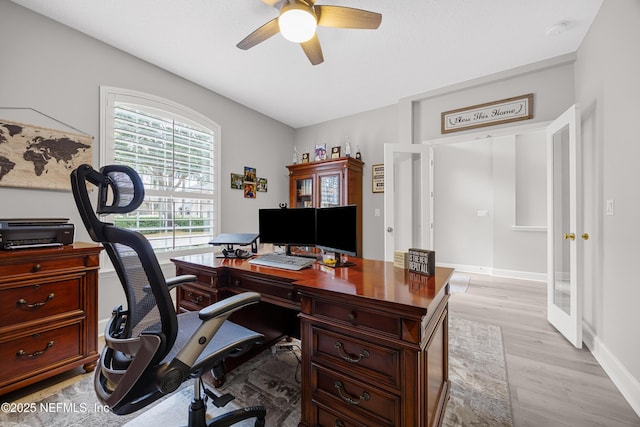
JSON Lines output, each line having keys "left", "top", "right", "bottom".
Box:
{"left": 564, "top": 233, "right": 576, "bottom": 241}
{"left": 582, "top": 233, "right": 589, "bottom": 240}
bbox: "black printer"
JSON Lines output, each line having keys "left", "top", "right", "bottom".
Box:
{"left": 0, "top": 218, "right": 74, "bottom": 249}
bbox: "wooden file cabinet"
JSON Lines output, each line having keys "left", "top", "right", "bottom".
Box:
{"left": 299, "top": 285, "right": 449, "bottom": 427}
{"left": 0, "top": 243, "right": 102, "bottom": 395}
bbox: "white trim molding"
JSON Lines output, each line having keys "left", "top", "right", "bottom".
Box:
{"left": 583, "top": 324, "right": 640, "bottom": 418}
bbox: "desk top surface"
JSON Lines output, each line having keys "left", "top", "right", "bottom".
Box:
{"left": 172, "top": 253, "right": 454, "bottom": 314}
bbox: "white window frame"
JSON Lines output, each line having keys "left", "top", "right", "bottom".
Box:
{"left": 100, "top": 86, "right": 221, "bottom": 261}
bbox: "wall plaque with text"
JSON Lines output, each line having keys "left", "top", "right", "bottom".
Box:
{"left": 441, "top": 93, "right": 533, "bottom": 134}
{"left": 408, "top": 248, "right": 435, "bottom": 276}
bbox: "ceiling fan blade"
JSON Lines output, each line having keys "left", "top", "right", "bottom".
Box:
{"left": 301, "top": 34, "right": 324, "bottom": 65}
{"left": 261, "top": 0, "right": 291, "bottom": 9}
{"left": 237, "top": 18, "right": 280, "bottom": 50}
{"left": 316, "top": 6, "right": 382, "bottom": 29}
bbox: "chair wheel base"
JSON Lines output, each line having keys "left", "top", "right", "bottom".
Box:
{"left": 188, "top": 396, "right": 266, "bottom": 427}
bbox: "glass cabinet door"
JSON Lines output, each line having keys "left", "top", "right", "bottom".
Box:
{"left": 319, "top": 174, "right": 340, "bottom": 207}
{"left": 294, "top": 177, "right": 314, "bottom": 208}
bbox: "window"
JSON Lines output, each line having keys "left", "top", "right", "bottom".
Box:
{"left": 101, "top": 87, "right": 220, "bottom": 255}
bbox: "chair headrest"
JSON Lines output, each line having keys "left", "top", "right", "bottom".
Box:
{"left": 97, "top": 165, "right": 145, "bottom": 215}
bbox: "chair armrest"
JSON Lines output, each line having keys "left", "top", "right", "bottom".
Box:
{"left": 198, "top": 292, "right": 261, "bottom": 321}
{"left": 166, "top": 275, "right": 197, "bottom": 291}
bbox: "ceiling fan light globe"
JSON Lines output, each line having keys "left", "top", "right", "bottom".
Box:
{"left": 279, "top": 7, "right": 317, "bottom": 43}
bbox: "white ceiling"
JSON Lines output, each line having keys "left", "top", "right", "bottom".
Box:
{"left": 11, "top": 0, "right": 602, "bottom": 129}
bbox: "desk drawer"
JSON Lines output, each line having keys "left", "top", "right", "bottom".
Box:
{"left": 0, "top": 276, "right": 82, "bottom": 328}
{"left": 178, "top": 284, "right": 214, "bottom": 311}
{"left": 0, "top": 323, "right": 81, "bottom": 384}
{"left": 176, "top": 267, "right": 221, "bottom": 289}
{"left": 312, "top": 364, "right": 399, "bottom": 426}
{"left": 312, "top": 326, "right": 401, "bottom": 389}
{"left": 229, "top": 272, "right": 299, "bottom": 304}
{"left": 0, "top": 255, "right": 93, "bottom": 278}
{"left": 312, "top": 299, "right": 401, "bottom": 338}
{"left": 314, "top": 401, "right": 365, "bottom": 427}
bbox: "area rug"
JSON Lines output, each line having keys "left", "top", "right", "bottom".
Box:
{"left": 124, "top": 344, "right": 302, "bottom": 427}
{"left": 443, "top": 317, "right": 513, "bottom": 427}
{"left": 1, "top": 316, "right": 512, "bottom": 427}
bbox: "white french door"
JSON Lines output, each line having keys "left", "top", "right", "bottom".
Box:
{"left": 383, "top": 143, "right": 430, "bottom": 261}
{"left": 546, "top": 104, "right": 584, "bottom": 348}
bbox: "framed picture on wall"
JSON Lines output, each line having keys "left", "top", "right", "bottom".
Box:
{"left": 231, "top": 173, "right": 243, "bottom": 189}
{"left": 257, "top": 177, "right": 268, "bottom": 192}
{"left": 244, "top": 182, "right": 256, "bottom": 198}
{"left": 244, "top": 166, "right": 256, "bottom": 183}
{"left": 372, "top": 164, "right": 384, "bottom": 193}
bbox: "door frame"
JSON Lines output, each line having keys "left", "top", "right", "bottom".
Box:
{"left": 383, "top": 143, "right": 430, "bottom": 261}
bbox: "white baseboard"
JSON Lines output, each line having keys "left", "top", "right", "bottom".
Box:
{"left": 584, "top": 324, "right": 640, "bottom": 418}
{"left": 437, "top": 262, "right": 546, "bottom": 282}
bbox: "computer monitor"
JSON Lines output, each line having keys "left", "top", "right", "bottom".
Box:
{"left": 258, "top": 208, "right": 316, "bottom": 254}
{"left": 315, "top": 205, "right": 357, "bottom": 261}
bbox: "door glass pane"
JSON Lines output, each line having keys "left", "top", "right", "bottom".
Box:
{"left": 319, "top": 174, "right": 339, "bottom": 207}
{"left": 553, "top": 124, "right": 571, "bottom": 315}
{"left": 295, "top": 178, "right": 313, "bottom": 208}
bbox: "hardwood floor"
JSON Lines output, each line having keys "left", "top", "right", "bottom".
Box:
{"left": 449, "top": 273, "right": 640, "bottom": 427}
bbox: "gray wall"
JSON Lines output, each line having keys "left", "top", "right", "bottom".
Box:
{"left": 296, "top": 57, "right": 573, "bottom": 272}
{"left": 0, "top": 0, "right": 294, "bottom": 320}
{"left": 294, "top": 104, "right": 398, "bottom": 260}
{"left": 575, "top": 0, "right": 640, "bottom": 411}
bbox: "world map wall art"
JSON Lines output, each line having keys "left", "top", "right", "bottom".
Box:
{"left": 0, "top": 119, "right": 92, "bottom": 191}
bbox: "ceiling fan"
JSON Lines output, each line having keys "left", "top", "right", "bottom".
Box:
{"left": 237, "top": 0, "right": 382, "bottom": 65}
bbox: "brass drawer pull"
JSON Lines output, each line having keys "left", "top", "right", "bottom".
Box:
{"left": 186, "top": 292, "right": 203, "bottom": 304}
{"left": 335, "top": 341, "right": 370, "bottom": 363}
{"left": 346, "top": 311, "right": 356, "bottom": 321}
{"left": 17, "top": 340, "right": 54, "bottom": 358}
{"left": 17, "top": 293, "right": 55, "bottom": 309}
{"left": 334, "top": 380, "right": 370, "bottom": 406}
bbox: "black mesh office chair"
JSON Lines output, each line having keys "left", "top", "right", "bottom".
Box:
{"left": 70, "top": 163, "right": 266, "bottom": 427}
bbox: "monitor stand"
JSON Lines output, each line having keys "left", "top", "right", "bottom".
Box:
{"left": 209, "top": 233, "right": 258, "bottom": 259}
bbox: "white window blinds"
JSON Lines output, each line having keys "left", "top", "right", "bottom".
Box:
{"left": 103, "top": 90, "right": 219, "bottom": 253}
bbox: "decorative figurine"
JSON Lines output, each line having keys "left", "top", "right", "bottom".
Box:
{"left": 344, "top": 137, "right": 352, "bottom": 157}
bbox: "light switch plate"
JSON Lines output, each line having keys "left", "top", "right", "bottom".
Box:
{"left": 606, "top": 199, "right": 615, "bottom": 216}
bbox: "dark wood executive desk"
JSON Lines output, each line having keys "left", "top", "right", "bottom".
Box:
{"left": 171, "top": 253, "right": 453, "bottom": 427}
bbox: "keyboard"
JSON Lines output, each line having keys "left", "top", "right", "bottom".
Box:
{"left": 248, "top": 253, "right": 315, "bottom": 271}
